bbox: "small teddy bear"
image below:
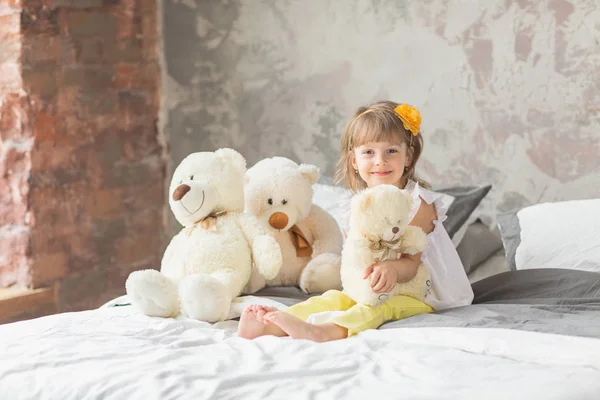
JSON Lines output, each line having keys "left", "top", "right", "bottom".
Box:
{"left": 125, "top": 148, "right": 282, "bottom": 323}
{"left": 243, "top": 157, "right": 344, "bottom": 294}
{"left": 340, "top": 184, "right": 431, "bottom": 306}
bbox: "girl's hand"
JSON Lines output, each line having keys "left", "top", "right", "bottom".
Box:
{"left": 363, "top": 261, "right": 398, "bottom": 293}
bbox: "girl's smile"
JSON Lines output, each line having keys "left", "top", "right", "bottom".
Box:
{"left": 371, "top": 171, "right": 392, "bottom": 176}
{"left": 353, "top": 141, "right": 412, "bottom": 189}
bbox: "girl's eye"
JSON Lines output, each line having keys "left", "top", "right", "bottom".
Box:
{"left": 267, "top": 198, "right": 273, "bottom": 205}
{"left": 362, "top": 150, "right": 373, "bottom": 155}
{"left": 282, "top": 199, "right": 288, "bottom": 205}
{"left": 387, "top": 149, "right": 398, "bottom": 154}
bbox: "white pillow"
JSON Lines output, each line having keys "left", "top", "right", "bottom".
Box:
{"left": 515, "top": 199, "right": 600, "bottom": 272}
{"left": 312, "top": 183, "right": 353, "bottom": 234}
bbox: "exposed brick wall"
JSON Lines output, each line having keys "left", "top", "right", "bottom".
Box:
{"left": 0, "top": 0, "right": 166, "bottom": 313}
{"left": 0, "top": 0, "right": 33, "bottom": 289}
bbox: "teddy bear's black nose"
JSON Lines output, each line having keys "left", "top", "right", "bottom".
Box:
{"left": 392, "top": 227, "right": 399, "bottom": 234}
{"left": 173, "top": 184, "right": 191, "bottom": 201}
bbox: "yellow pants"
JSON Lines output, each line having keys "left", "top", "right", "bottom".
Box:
{"left": 284, "top": 290, "right": 433, "bottom": 337}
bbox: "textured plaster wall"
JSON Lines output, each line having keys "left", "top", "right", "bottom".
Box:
{"left": 161, "top": 0, "right": 600, "bottom": 232}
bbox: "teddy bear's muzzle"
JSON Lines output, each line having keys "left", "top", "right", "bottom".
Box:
{"left": 173, "top": 184, "right": 191, "bottom": 201}
{"left": 268, "top": 212, "right": 289, "bottom": 230}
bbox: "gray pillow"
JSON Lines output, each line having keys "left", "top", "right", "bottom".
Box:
{"left": 496, "top": 210, "right": 521, "bottom": 270}
{"left": 456, "top": 220, "right": 503, "bottom": 274}
{"left": 436, "top": 185, "right": 492, "bottom": 237}
{"left": 472, "top": 268, "right": 600, "bottom": 304}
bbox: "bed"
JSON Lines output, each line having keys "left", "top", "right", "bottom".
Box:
{"left": 1, "top": 185, "right": 599, "bottom": 399}
{"left": 1, "top": 268, "right": 600, "bottom": 399}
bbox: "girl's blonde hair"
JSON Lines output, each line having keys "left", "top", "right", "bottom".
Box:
{"left": 334, "top": 100, "right": 430, "bottom": 192}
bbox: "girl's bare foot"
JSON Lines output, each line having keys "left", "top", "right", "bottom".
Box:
{"left": 254, "top": 305, "right": 276, "bottom": 323}
{"left": 237, "top": 305, "right": 286, "bottom": 339}
{"left": 264, "top": 311, "right": 348, "bottom": 342}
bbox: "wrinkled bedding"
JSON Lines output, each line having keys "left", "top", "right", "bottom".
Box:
{"left": 1, "top": 269, "right": 599, "bottom": 400}
{"left": 383, "top": 268, "right": 600, "bottom": 338}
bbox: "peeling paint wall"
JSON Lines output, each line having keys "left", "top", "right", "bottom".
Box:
{"left": 161, "top": 0, "right": 600, "bottom": 232}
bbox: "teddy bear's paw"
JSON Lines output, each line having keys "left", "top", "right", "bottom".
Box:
{"left": 242, "top": 269, "right": 266, "bottom": 295}
{"left": 310, "top": 240, "right": 324, "bottom": 256}
{"left": 396, "top": 263, "right": 431, "bottom": 301}
{"left": 354, "top": 290, "right": 391, "bottom": 307}
{"left": 359, "top": 291, "right": 388, "bottom": 307}
{"left": 252, "top": 235, "right": 283, "bottom": 281}
{"left": 342, "top": 277, "right": 386, "bottom": 307}
{"left": 299, "top": 253, "right": 342, "bottom": 294}
{"left": 178, "top": 274, "right": 231, "bottom": 323}
{"left": 402, "top": 226, "right": 429, "bottom": 255}
{"left": 125, "top": 269, "right": 179, "bottom": 318}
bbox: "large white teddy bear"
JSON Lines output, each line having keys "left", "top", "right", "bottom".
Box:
{"left": 125, "top": 149, "right": 282, "bottom": 322}
{"left": 341, "top": 184, "right": 431, "bottom": 306}
{"left": 243, "top": 157, "right": 344, "bottom": 294}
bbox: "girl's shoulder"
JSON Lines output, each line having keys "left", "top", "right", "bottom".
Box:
{"left": 405, "top": 180, "right": 453, "bottom": 224}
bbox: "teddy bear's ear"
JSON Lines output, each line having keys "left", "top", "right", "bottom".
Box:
{"left": 215, "top": 148, "right": 246, "bottom": 175}
{"left": 358, "top": 191, "right": 372, "bottom": 212}
{"left": 298, "top": 163, "right": 319, "bottom": 185}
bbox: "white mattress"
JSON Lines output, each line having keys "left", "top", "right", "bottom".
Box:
{"left": 1, "top": 304, "right": 599, "bottom": 400}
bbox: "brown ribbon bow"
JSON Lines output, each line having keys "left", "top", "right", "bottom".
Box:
{"left": 185, "top": 210, "right": 228, "bottom": 236}
{"left": 289, "top": 225, "right": 313, "bottom": 258}
{"left": 368, "top": 236, "right": 401, "bottom": 262}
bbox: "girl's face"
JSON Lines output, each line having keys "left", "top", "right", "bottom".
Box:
{"left": 352, "top": 141, "right": 411, "bottom": 189}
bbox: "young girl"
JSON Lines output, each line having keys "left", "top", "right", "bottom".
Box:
{"left": 237, "top": 100, "right": 474, "bottom": 342}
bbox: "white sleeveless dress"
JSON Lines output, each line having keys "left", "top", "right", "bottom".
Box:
{"left": 402, "top": 180, "right": 474, "bottom": 310}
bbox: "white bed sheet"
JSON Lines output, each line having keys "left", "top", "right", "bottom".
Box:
{"left": 1, "top": 304, "right": 599, "bottom": 400}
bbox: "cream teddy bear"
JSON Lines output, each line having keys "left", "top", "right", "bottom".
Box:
{"left": 243, "top": 157, "right": 343, "bottom": 294}
{"left": 341, "top": 184, "right": 431, "bottom": 306}
{"left": 125, "top": 149, "right": 282, "bottom": 322}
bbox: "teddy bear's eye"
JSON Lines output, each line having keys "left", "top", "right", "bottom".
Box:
{"left": 190, "top": 175, "right": 194, "bottom": 180}
{"left": 267, "top": 198, "right": 273, "bottom": 205}
{"left": 282, "top": 199, "right": 288, "bottom": 205}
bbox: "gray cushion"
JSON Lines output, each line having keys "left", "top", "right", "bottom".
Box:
{"left": 436, "top": 185, "right": 492, "bottom": 237}
{"left": 496, "top": 210, "right": 521, "bottom": 270}
{"left": 456, "top": 220, "right": 503, "bottom": 274}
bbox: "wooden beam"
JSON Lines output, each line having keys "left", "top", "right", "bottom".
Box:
{"left": 0, "top": 286, "right": 57, "bottom": 325}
